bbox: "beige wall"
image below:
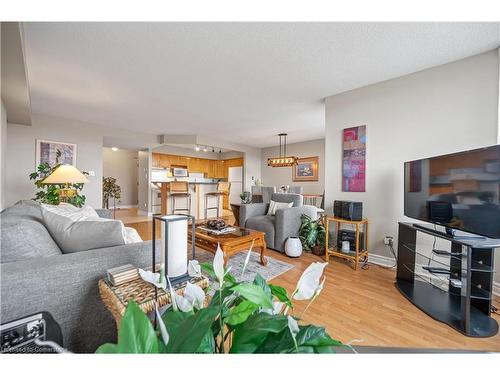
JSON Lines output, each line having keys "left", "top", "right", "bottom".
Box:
{"left": 1, "top": 101, "right": 7, "bottom": 210}
{"left": 153, "top": 144, "right": 220, "bottom": 160}
{"left": 5, "top": 113, "right": 158, "bottom": 209}
{"left": 137, "top": 150, "right": 150, "bottom": 214}
{"left": 261, "top": 138, "right": 325, "bottom": 195}
{"left": 102, "top": 147, "right": 138, "bottom": 207}
{"left": 325, "top": 50, "right": 499, "bottom": 285}
{"left": 6, "top": 114, "right": 104, "bottom": 208}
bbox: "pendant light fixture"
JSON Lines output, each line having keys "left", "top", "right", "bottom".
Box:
{"left": 267, "top": 133, "right": 298, "bottom": 167}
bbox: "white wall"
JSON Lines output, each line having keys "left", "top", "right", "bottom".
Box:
{"left": 4, "top": 113, "right": 156, "bottom": 209}
{"left": 1, "top": 101, "right": 7, "bottom": 210}
{"left": 102, "top": 147, "right": 138, "bottom": 207}
{"left": 261, "top": 138, "right": 325, "bottom": 195}
{"left": 6, "top": 114, "right": 104, "bottom": 208}
{"left": 137, "top": 150, "right": 150, "bottom": 214}
{"left": 153, "top": 144, "right": 220, "bottom": 160}
{"left": 221, "top": 151, "right": 244, "bottom": 160}
{"left": 325, "top": 50, "right": 499, "bottom": 270}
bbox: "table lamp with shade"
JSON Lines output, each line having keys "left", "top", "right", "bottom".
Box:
{"left": 42, "top": 164, "right": 89, "bottom": 202}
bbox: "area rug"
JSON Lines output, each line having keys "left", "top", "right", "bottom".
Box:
{"left": 194, "top": 248, "right": 294, "bottom": 283}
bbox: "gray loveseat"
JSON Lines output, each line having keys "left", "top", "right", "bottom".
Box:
{"left": 0, "top": 200, "right": 155, "bottom": 353}
{"left": 239, "top": 193, "right": 318, "bottom": 252}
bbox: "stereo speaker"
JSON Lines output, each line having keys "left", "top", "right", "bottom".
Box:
{"left": 333, "top": 200, "right": 363, "bottom": 221}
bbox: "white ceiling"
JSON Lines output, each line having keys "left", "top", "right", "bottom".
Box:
{"left": 22, "top": 22, "right": 500, "bottom": 148}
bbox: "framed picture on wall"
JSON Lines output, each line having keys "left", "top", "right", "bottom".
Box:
{"left": 36, "top": 139, "right": 77, "bottom": 168}
{"left": 293, "top": 156, "right": 319, "bottom": 182}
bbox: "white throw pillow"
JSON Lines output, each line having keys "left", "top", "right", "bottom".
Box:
{"left": 42, "top": 203, "right": 99, "bottom": 221}
{"left": 41, "top": 207, "right": 126, "bottom": 253}
{"left": 123, "top": 226, "right": 143, "bottom": 244}
{"left": 267, "top": 200, "right": 293, "bottom": 216}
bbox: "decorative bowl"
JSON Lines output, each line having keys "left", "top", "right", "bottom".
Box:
{"left": 206, "top": 219, "right": 226, "bottom": 230}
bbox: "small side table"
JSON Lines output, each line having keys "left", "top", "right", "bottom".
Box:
{"left": 99, "top": 275, "right": 209, "bottom": 329}
{"left": 325, "top": 216, "right": 368, "bottom": 270}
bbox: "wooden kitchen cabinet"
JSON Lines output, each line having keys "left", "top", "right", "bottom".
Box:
{"left": 161, "top": 154, "right": 171, "bottom": 168}
{"left": 151, "top": 153, "right": 243, "bottom": 180}
{"left": 152, "top": 153, "right": 160, "bottom": 168}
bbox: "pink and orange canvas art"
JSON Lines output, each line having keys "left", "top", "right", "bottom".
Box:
{"left": 342, "top": 125, "right": 366, "bottom": 192}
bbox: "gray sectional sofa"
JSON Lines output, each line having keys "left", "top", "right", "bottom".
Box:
{"left": 0, "top": 200, "right": 155, "bottom": 353}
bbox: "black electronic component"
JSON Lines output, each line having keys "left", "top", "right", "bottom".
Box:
{"left": 336, "top": 229, "right": 365, "bottom": 252}
{"left": 333, "top": 200, "right": 363, "bottom": 221}
{"left": 1, "top": 312, "right": 63, "bottom": 353}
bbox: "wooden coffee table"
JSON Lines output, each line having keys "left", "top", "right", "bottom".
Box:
{"left": 189, "top": 224, "right": 268, "bottom": 267}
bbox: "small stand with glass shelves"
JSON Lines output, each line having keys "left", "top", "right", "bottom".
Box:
{"left": 325, "top": 216, "right": 368, "bottom": 270}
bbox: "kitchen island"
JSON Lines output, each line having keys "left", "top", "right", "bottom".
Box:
{"left": 152, "top": 181, "right": 223, "bottom": 220}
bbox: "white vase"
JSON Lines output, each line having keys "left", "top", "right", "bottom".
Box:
{"left": 285, "top": 237, "right": 303, "bottom": 258}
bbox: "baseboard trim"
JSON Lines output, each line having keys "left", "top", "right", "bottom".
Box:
{"left": 494, "top": 281, "right": 500, "bottom": 297}
{"left": 368, "top": 253, "right": 396, "bottom": 267}
{"left": 116, "top": 204, "right": 138, "bottom": 209}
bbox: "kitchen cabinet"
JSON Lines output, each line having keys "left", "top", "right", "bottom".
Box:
{"left": 151, "top": 153, "right": 243, "bottom": 181}
{"left": 152, "top": 153, "right": 160, "bottom": 168}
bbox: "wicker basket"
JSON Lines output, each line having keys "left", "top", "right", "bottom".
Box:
{"left": 99, "top": 275, "right": 209, "bottom": 327}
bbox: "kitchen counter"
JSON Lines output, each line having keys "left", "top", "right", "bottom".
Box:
{"left": 152, "top": 181, "right": 222, "bottom": 219}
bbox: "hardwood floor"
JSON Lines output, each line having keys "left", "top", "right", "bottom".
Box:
{"left": 122, "top": 210, "right": 500, "bottom": 351}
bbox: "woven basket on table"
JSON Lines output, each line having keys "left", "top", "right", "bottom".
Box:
{"left": 99, "top": 275, "right": 210, "bottom": 327}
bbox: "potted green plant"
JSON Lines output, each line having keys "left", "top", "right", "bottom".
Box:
{"left": 299, "top": 214, "right": 326, "bottom": 256}
{"left": 29, "top": 150, "right": 87, "bottom": 207}
{"left": 239, "top": 191, "right": 251, "bottom": 204}
{"left": 96, "top": 247, "right": 342, "bottom": 354}
{"left": 102, "top": 177, "right": 122, "bottom": 216}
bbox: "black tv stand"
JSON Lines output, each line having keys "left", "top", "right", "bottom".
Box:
{"left": 396, "top": 222, "right": 499, "bottom": 337}
{"left": 413, "top": 223, "right": 487, "bottom": 240}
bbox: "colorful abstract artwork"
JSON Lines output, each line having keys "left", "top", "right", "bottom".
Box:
{"left": 342, "top": 125, "right": 366, "bottom": 192}
{"left": 36, "top": 139, "right": 77, "bottom": 167}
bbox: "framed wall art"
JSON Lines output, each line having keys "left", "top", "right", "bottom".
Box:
{"left": 342, "top": 125, "right": 366, "bottom": 192}
{"left": 293, "top": 156, "right": 319, "bottom": 182}
{"left": 36, "top": 139, "right": 77, "bottom": 167}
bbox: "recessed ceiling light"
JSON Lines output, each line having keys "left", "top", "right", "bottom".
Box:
{"left": 111, "top": 147, "right": 119, "bottom": 151}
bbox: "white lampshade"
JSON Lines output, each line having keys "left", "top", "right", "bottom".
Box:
{"left": 42, "top": 164, "right": 89, "bottom": 184}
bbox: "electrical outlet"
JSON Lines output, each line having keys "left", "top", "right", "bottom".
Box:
{"left": 87, "top": 170, "right": 96, "bottom": 177}
{"left": 384, "top": 236, "right": 394, "bottom": 245}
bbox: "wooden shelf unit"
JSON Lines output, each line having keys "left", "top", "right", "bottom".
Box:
{"left": 325, "top": 216, "right": 369, "bottom": 270}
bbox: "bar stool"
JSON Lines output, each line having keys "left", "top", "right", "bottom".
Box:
{"left": 170, "top": 181, "right": 191, "bottom": 214}
{"left": 204, "top": 182, "right": 230, "bottom": 219}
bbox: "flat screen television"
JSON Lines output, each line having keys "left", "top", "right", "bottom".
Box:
{"left": 404, "top": 144, "right": 500, "bottom": 239}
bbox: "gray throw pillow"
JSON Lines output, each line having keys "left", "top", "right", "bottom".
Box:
{"left": 41, "top": 207, "right": 126, "bottom": 253}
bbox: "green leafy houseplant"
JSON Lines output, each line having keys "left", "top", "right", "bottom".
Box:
{"left": 239, "top": 191, "right": 251, "bottom": 204}
{"left": 299, "top": 214, "right": 326, "bottom": 255}
{"left": 29, "top": 150, "right": 87, "bottom": 207}
{"left": 102, "top": 177, "right": 122, "bottom": 209}
{"left": 96, "top": 247, "right": 342, "bottom": 354}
